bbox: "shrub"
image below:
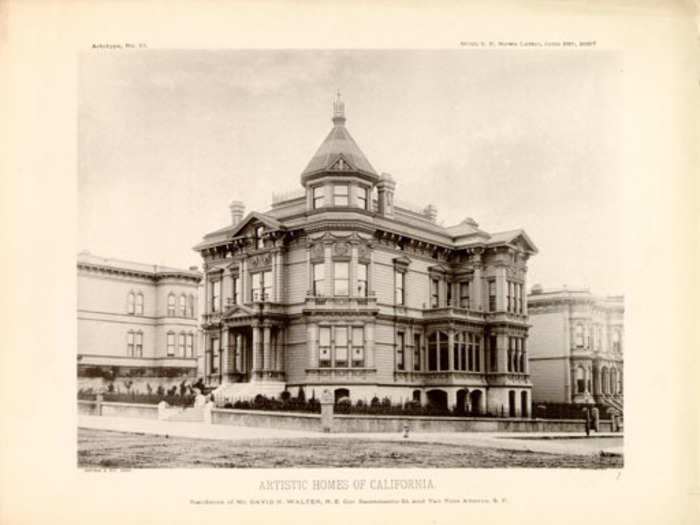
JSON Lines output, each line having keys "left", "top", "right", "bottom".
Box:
{"left": 297, "top": 387, "right": 306, "bottom": 403}
{"left": 355, "top": 399, "right": 365, "bottom": 408}
{"left": 370, "top": 396, "right": 380, "bottom": 407}
{"left": 156, "top": 385, "right": 165, "bottom": 396}
{"left": 280, "top": 390, "right": 291, "bottom": 401}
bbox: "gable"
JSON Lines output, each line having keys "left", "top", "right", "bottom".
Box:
{"left": 227, "top": 212, "right": 284, "bottom": 239}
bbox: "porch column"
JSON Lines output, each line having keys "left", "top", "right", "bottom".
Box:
{"left": 275, "top": 251, "right": 283, "bottom": 303}
{"left": 221, "top": 329, "right": 230, "bottom": 383}
{"left": 251, "top": 322, "right": 261, "bottom": 378}
{"left": 263, "top": 324, "right": 272, "bottom": 372}
{"left": 276, "top": 328, "right": 285, "bottom": 371}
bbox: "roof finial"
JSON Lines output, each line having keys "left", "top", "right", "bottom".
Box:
{"left": 332, "top": 90, "right": 346, "bottom": 126}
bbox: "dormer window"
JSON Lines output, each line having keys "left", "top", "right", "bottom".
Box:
{"left": 255, "top": 225, "right": 264, "bottom": 249}
{"left": 333, "top": 184, "right": 348, "bottom": 206}
{"left": 313, "top": 186, "right": 325, "bottom": 209}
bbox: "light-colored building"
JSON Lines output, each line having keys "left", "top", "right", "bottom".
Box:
{"left": 526, "top": 286, "right": 624, "bottom": 411}
{"left": 77, "top": 252, "right": 202, "bottom": 388}
{"left": 194, "top": 94, "right": 538, "bottom": 416}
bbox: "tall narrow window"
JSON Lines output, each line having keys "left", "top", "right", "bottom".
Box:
{"left": 396, "top": 331, "right": 405, "bottom": 371}
{"left": 136, "top": 292, "right": 144, "bottom": 315}
{"left": 431, "top": 278, "right": 440, "bottom": 308}
{"left": 446, "top": 281, "right": 452, "bottom": 306}
{"left": 179, "top": 295, "right": 187, "bottom": 317}
{"left": 135, "top": 332, "right": 143, "bottom": 357}
{"left": 232, "top": 276, "right": 239, "bottom": 305}
{"left": 518, "top": 284, "right": 523, "bottom": 313}
{"left": 333, "top": 184, "right": 349, "bottom": 206}
{"left": 459, "top": 281, "right": 470, "bottom": 309}
{"left": 187, "top": 294, "right": 194, "bottom": 317}
{"left": 395, "top": 270, "right": 405, "bottom": 305}
{"left": 211, "top": 337, "right": 219, "bottom": 372}
{"left": 352, "top": 327, "right": 364, "bottom": 367}
{"left": 488, "top": 281, "right": 496, "bottom": 312}
{"left": 575, "top": 324, "right": 584, "bottom": 348}
{"left": 178, "top": 333, "right": 186, "bottom": 357}
{"left": 576, "top": 367, "right": 585, "bottom": 393}
{"left": 168, "top": 293, "right": 176, "bottom": 316}
{"left": 507, "top": 282, "right": 513, "bottom": 312}
{"left": 127, "top": 331, "right": 134, "bottom": 356}
{"left": 357, "top": 263, "right": 368, "bottom": 297}
{"left": 319, "top": 327, "right": 331, "bottom": 367}
{"left": 313, "top": 186, "right": 325, "bottom": 209}
{"left": 334, "top": 262, "right": 349, "bottom": 296}
{"left": 428, "top": 333, "right": 438, "bottom": 371}
{"left": 167, "top": 332, "right": 175, "bottom": 356}
{"left": 468, "top": 333, "right": 474, "bottom": 371}
{"left": 127, "top": 292, "right": 135, "bottom": 314}
{"left": 263, "top": 270, "right": 272, "bottom": 300}
{"left": 474, "top": 335, "right": 481, "bottom": 371}
{"left": 252, "top": 273, "right": 261, "bottom": 301}
{"left": 489, "top": 335, "right": 497, "bottom": 371}
{"left": 211, "top": 279, "right": 221, "bottom": 312}
{"left": 335, "top": 326, "right": 348, "bottom": 367}
{"left": 507, "top": 337, "right": 513, "bottom": 372}
{"left": 413, "top": 334, "right": 421, "bottom": 371}
{"left": 439, "top": 332, "right": 449, "bottom": 371}
{"left": 186, "top": 333, "right": 194, "bottom": 358}
{"left": 357, "top": 186, "right": 368, "bottom": 210}
{"left": 453, "top": 332, "right": 462, "bottom": 371}
{"left": 312, "top": 263, "right": 324, "bottom": 296}
{"left": 612, "top": 330, "right": 621, "bottom": 352}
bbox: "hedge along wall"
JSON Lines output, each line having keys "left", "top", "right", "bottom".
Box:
{"left": 100, "top": 402, "right": 159, "bottom": 420}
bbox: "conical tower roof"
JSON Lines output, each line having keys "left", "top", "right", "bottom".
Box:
{"left": 301, "top": 93, "right": 378, "bottom": 183}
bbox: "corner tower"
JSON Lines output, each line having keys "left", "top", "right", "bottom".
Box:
{"left": 301, "top": 92, "right": 380, "bottom": 212}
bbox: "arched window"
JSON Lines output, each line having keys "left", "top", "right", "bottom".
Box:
{"left": 574, "top": 324, "right": 584, "bottom": 348}
{"left": 576, "top": 366, "right": 585, "bottom": 393}
{"left": 166, "top": 332, "right": 175, "bottom": 356}
{"left": 135, "top": 292, "right": 144, "bottom": 315}
{"left": 179, "top": 294, "right": 187, "bottom": 317}
{"left": 167, "top": 293, "right": 176, "bottom": 316}
{"left": 127, "top": 292, "right": 135, "bottom": 314}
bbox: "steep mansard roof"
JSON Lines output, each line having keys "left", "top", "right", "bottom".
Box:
{"left": 300, "top": 93, "right": 377, "bottom": 179}
{"left": 301, "top": 124, "right": 378, "bottom": 178}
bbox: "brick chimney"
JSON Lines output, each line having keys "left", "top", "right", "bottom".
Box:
{"left": 423, "top": 204, "right": 437, "bottom": 223}
{"left": 229, "top": 201, "right": 245, "bottom": 226}
{"left": 377, "top": 173, "right": 396, "bottom": 218}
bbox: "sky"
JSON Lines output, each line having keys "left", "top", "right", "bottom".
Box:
{"left": 79, "top": 50, "right": 623, "bottom": 295}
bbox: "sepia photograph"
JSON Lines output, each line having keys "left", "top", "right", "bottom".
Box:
{"left": 77, "top": 50, "right": 625, "bottom": 469}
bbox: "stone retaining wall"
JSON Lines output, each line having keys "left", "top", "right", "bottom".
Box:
{"left": 79, "top": 401, "right": 613, "bottom": 433}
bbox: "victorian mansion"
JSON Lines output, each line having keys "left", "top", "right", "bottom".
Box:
{"left": 194, "top": 94, "right": 538, "bottom": 416}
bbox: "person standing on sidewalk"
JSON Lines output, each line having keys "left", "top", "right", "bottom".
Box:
{"left": 591, "top": 406, "right": 600, "bottom": 433}
{"left": 583, "top": 406, "right": 591, "bottom": 437}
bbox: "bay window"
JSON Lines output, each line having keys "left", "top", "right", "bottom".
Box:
{"left": 357, "top": 186, "right": 368, "bottom": 210}
{"left": 168, "top": 293, "right": 176, "bottom": 316}
{"left": 312, "top": 263, "right": 324, "bottom": 296}
{"left": 186, "top": 333, "right": 194, "bottom": 358}
{"left": 179, "top": 294, "right": 186, "bottom": 317}
{"left": 333, "top": 262, "right": 349, "bottom": 296}
{"left": 459, "top": 281, "right": 470, "bottom": 309}
{"left": 413, "top": 334, "right": 421, "bottom": 371}
{"left": 252, "top": 270, "right": 272, "bottom": 301}
{"left": 352, "top": 327, "right": 365, "bottom": 367}
{"left": 313, "top": 186, "right": 325, "bottom": 209}
{"left": 167, "top": 332, "right": 175, "bottom": 356}
{"left": 431, "top": 278, "right": 440, "bottom": 308}
{"left": 210, "top": 280, "right": 220, "bottom": 312}
{"left": 396, "top": 331, "right": 405, "bottom": 370}
{"left": 334, "top": 326, "right": 348, "bottom": 367}
{"left": 357, "top": 263, "right": 368, "bottom": 296}
{"left": 488, "top": 280, "right": 496, "bottom": 312}
{"left": 319, "top": 327, "right": 331, "bottom": 367}
{"left": 178, "top": 333, "right": 185, "bottom": 357}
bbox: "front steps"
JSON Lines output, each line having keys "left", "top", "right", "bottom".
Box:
{"left": 212, "top": 381, "right": 287, "bottom": 406}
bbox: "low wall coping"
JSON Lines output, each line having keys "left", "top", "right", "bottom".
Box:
{"left": 78, "top": 400, "right": 97, "bottom": 405}
{"left": 101, "top": 402, "right": 159, "bottom": 409}
{"left": 211, "top": 408, "right": 320, "bottom": 419}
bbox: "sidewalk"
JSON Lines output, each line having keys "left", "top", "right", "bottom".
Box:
{"left": 78, "top": 415, "right": 623, "bottom": 457}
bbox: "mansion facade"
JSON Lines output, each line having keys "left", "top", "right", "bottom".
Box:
{"left": 194, "top": 95, "right": 538, "bottom": 416}
{"left": 77, "top": 252, "right": 202, "bottom": 383}
{"left": 526, "top": 286, "right": 624, "bottom": 412}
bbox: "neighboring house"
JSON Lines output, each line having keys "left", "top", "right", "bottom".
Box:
{"left": 194, "top": 94, "right": 538, "bottom": 416}
{"left": 526, "top": 286, "right": 624, "bottom": 412}
{"left": 77, "top": 252, "right": 202, "bottom": 387}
